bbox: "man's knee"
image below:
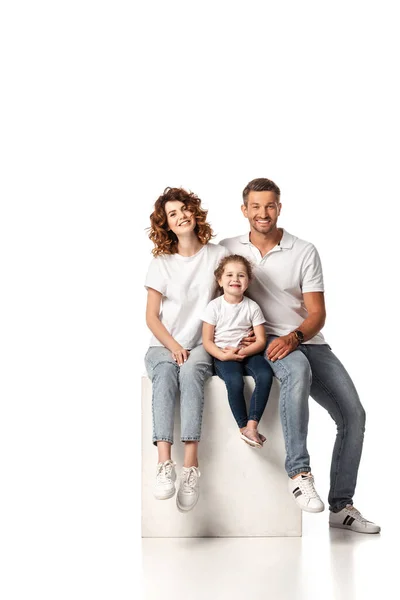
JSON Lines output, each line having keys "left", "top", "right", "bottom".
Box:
{"left": 273, "top": 352, "right": 312, "bottom": 387}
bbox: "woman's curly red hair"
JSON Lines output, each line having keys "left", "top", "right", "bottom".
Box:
{"left": 148, "top": 187, "right": 214, "bottom": 256}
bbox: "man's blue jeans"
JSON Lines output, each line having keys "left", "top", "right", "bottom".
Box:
{"left": 214, "top": 353, "right": 273, "bottom": 428}
{"left": 265, "top": 338, "right": 366, "bottom": 512}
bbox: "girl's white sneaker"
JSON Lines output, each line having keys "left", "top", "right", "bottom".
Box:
{"left": 154, "top": 460, "right": 177, "bottom": 500}
{"left": 329, "top": 505, "right": 381, "bottom": 534}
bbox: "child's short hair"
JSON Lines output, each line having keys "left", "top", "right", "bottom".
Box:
{"left": 214, "top": 254, "right": 254, "bottom": 283}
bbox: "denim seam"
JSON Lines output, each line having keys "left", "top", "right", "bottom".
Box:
{"left": 272, "top": 360, "right": 293, "bottom": 473}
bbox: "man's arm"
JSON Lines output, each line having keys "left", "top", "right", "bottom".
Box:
{"left": 266, "top": 292, "right": 326, "bottom": 362}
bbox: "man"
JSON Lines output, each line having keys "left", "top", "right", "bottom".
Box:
{"left": 220, "top": 178, "right": 380, "bottom": 534}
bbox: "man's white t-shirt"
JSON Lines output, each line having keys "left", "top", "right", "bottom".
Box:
{"left": 202, "top": 295, "right": 266, "bottom": 348}
{"left": 145, "top": 243, "right": 229, "bottom": 349}
{"left": 219, "top": 230, "right": 326, "bottom": 344}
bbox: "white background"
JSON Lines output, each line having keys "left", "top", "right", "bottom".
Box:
{"left": 1, "top": 1, "right": 399, "bottom": 599}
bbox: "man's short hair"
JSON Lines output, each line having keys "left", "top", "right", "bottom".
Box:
{"left": 242, "top": 178, "right": 281, "bottom": 205}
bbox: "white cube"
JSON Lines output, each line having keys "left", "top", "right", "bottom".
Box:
{"left": 142, "top": 376, "right": 302, "bottom": 537}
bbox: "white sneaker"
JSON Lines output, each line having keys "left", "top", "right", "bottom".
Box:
{"left": 329, "top": 505, "right": 381, "bottom": 534}
{"left": 176, "top": 466, "right": 201, "bottom": 512}
{"left": 288, "top": 473, "right": 325, "bottom": 513}
{"left": 154, "top": 460, "right": 176, "bottom": 500}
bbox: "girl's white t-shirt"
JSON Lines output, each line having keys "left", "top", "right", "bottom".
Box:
{"left": 145, "top": 243, "right": 229, "bottom": 349}
{"left": 202, "top": 295, "right": 266, "bottom": 348}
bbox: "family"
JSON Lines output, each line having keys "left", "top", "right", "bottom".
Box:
{"left": 144, "top": 178, "right": 380, "bottom": 534}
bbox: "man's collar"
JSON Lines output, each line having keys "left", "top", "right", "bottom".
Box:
{"left": 240, "top": 229, "right": 295, "bottom": 249}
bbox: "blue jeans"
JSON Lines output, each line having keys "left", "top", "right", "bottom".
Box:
{"left": 214, "top": 353, "right": 273, "bottom": 428}
{"left": 265, "top": 338, "right": 366, "bottom": 512}
{"left": 144, "top": 345, "right": 213, "bottom": 445}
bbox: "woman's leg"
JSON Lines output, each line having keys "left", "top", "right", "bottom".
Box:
{"left": 177, "top": 346, "right": 212, "bottom": 512}
{"left": 145, "top": 347, "right": 179, "bottom": 455}
{"left": 145, "top": 347, "right": 179, "bottom": 499}
{"left": 178, "top": 345, "right": 213, "bottom": 460}
{"left": 214, "top": 359, "right": 248, "bottom": 428}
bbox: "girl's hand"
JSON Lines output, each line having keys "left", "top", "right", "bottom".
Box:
{"left": 171, "top": 347, "right": 190, "bottom": 366}
{"left": 221, "top": 347, "right": 244, "bottom": 362}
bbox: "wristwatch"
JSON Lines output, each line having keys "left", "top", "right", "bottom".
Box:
{"left": 293, "top": 329, "right": 305, "bottom": 345}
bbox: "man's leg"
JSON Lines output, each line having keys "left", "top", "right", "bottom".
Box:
{"left": 301, "top": 344, "right": 366, "bottom": 512}
{"left": 265, "top": 339, "right": 312, "bottom": 476}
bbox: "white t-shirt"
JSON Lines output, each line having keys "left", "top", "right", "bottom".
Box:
{"left": 219, "top": 230, "right": 326, "bottom": 344}
{"left": 202, "top": 295, "right": 266, "bottom": 348}
{"left": 145, "top": 243, "right": 229, "bottom": 349}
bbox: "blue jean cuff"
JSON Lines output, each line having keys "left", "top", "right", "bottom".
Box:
{"left": 153, "top": 437, "right": 173, "bottom": 446}
{"left": 287, "top": 467, "right": 311, "bottom": 478}
{"left": 181, "top": 437, "right": 200, "bottom": 442}
{"left": 329, "top": 501, "right": 353, "bottom": 513}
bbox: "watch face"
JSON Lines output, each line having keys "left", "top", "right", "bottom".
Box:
{"left": 296, "top": 330, "right": 304, "bottom": 342}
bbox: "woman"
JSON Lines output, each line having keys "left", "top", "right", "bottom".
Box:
{"left": 144, "top": 187, "right": 228, "bottom": 512}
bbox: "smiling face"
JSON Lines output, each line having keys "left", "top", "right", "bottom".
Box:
{"left": 218, "top": 261, "right": 250, "bottom": 299}
{"left": 241, "top": 190, "right": 281, "bottom": 236}
{"left": 165, "top": 200, "right": 196, "bottom": 237}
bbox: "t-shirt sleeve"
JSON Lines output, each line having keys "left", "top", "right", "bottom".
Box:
{"left": 144, "top": 258, "right": 166, "bottom": 295}
{"left": 301, "top": 245, "right": 325, "bottom": 293}
{"left": 251, "top": 302, "right": 266, "bottom": 327}
{"left": 201, "top": 300, "right": 218, "bottom": 325}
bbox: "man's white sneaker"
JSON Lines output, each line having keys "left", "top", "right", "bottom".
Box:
{"left": 288, "top": 473, "right": 325, "bottom": 513}
{"left": 154, "top": 460, "right": 176, "bottom": 500}
{"left": 176, "top": 466, "right": 201, "bottom": 512}
{"left": 329, "top": 505, "right": 381, "bottom": 534}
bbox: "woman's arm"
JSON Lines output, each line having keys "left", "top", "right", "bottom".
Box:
{"left": 146, "top": 288, "right": 189, "bottom": 365}
{"left": 202, "top": 322, "right": 244, "bottom": 362}
{"left": 237, "top": 324, "right": 266, "bottom": 357}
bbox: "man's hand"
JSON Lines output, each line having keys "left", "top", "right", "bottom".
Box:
{"left": 239, "top": 329, "right": 256, "bottom": 348}
{"left": 171, "top": 347, "right": 190, "bottom": 366}
{"left": 266, "top": 334, "right": 298, "bottom": 362}
{"left": 220, "top": 347, "right": 244, "bottom": 362}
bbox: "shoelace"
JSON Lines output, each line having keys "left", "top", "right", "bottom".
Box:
{"left": 156, "top": 461, "right": 175, "bottom": 483}
{"left": 298, "top": 475, "right": 320, "bottom": 499}
{"left": 180, "top": 467, "right": 200, "bottom": 494}
{"left": 345, "top": 506, "right": 369, "bottom": 523}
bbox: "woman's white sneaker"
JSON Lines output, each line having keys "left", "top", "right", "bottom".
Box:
{"left": 288, "top": 473, "right": 325, "bottom": 513}
{"left": 329, "top": 505, "right": 381, "bottom": 534}
{"left": 154, "top": 460, "right": 177, "bottom": 500}
{"left": 176, "top": 466, "right": 201, "bottom": 512}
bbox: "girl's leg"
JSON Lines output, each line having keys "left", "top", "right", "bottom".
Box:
{"left": 244, "top": 353, "right": 274, "bottom": 426}
{"left": 214, "top": 358, "right": 248, "bottom": 428}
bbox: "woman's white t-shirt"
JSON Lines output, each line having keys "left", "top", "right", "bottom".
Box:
{"left": 145, "top": 243, "right": 229, "bottom": 349}
{"left": 202, "top": 295, "right": 266, "bottom": 348}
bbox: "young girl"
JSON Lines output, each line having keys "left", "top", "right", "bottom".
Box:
{"left": 202, "top": 255, "right": 273, "bottom": 447}
{"left": 145, "top": 187, "right": 228, "bottom": 512}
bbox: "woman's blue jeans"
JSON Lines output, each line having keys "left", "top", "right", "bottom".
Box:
{"left": 265, "top": 338, "right": 366, "bottom": 512}
{"left": 145, "top": 345, "right": 213, "bottom": 445}
{"left": 214, "top": 353, "right": 273, "bottom": 428}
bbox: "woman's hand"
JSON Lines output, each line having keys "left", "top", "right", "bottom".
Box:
{"left": 171, "top": 347, "right": 190, "bottom": 366}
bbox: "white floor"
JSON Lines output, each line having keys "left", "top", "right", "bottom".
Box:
{"left": 142, "top": 511, "right": 394, "bottom": 600}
